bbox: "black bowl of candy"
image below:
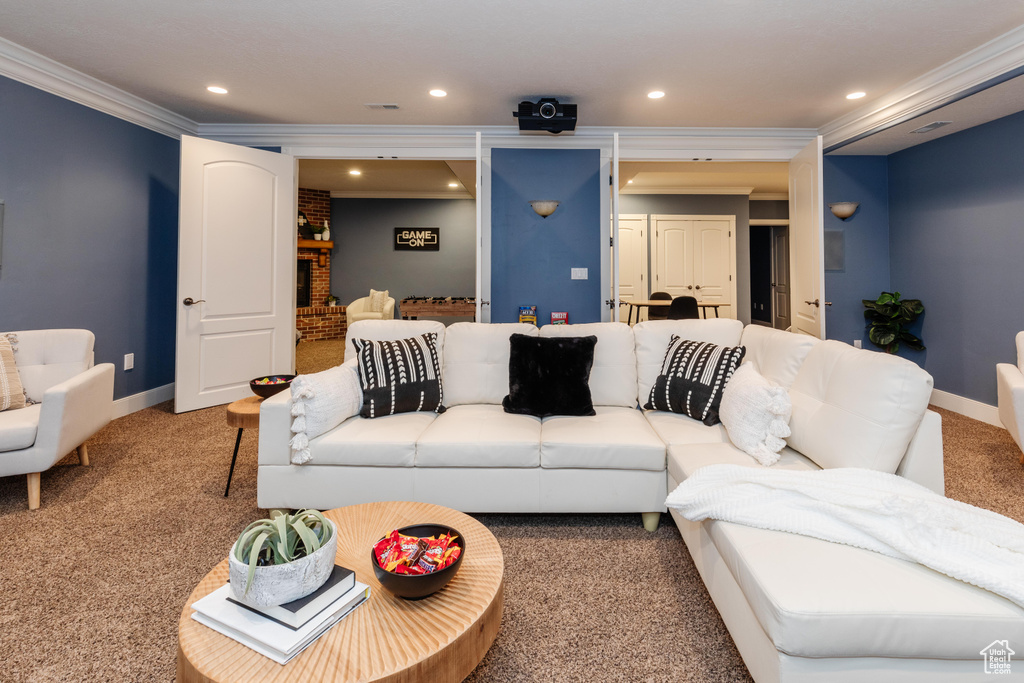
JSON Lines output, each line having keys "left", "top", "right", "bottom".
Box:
{"left": 371, "top": 524, "right": 465, "bottom": 600}
{"left": 249, "top": 374, "right": 296, "bottom": 399}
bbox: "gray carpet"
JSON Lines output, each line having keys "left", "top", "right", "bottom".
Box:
{"left": 0, "top": 341, "right": 1021, "bottom": 681}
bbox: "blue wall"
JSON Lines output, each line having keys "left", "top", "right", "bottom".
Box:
{"left": 822, "top": 156, "right": 890, "bottom": 347}
{"left": 491, "top": 149, "right": 602, "bottom": 324}
{"left": 888, "top": 110, "right": 1024, "bottom": 405}
{"left": 331, "top": 198, "right": 476, "bottom": 315}
{"left": 0, "top": 75, "right": 180, "bottom": 400}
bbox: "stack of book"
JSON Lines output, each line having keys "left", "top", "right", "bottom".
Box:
{"left": 191, "top": 564, "right": 370, "bottom": 664}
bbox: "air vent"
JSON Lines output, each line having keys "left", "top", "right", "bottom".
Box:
{"left": 910, "top": 121, "right": 952, "bottom": 134}
{"left": 364, "top": 103, "right": 400, "bottom": 110}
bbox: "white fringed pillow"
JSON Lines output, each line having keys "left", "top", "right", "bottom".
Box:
{"left": 289, "top": 361, "right": 362, "bottom": 464}
{"left": 719, "top": 362, "right": 792, "bottom": 466}
{"left": 368, "top": 288, "right": 389, "bottom": 313}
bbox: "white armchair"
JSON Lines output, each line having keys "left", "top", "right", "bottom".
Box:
{"left": 345, "top": 295, "right": 396, "bottom": 327}
{"left": 0, "top": 330, "right": 114, "bottom": 509}
{"left": 997, "top": 331, "right": 1024, "bottom": 463}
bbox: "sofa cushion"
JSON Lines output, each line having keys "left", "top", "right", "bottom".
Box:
{"left": 788, "top": 340, "right": 934, "bottom": 473}
{"left": 344, "top": 320, "right": 445, "bottom": 364}
{"left": 707, "top": 519, "right": 1024, "bottom": 659}
{"left": 633, "top": 319, "right": 743, "bottom": 407}
{"left": 541, "top": 406, "right": 665, "bottom": 471}
{"left": 0, "top": 403, "right": 41, "bottom": 452}
{"left": 666, "top": 442, "right": 819, "bottom": 485}
{"left": 353, "top": 333, "right": 445, "bottom": 418}
{"left": 540, "top": 323, "right": 638, "bottom": 407}
{"left": 644, "top": 336, "right": 745, "bottom": 426}
{"left": 307, "top": 412, "right": 436, "bottom": 466}
{"left": 643, "top": 410, "right": 727, "bottom": 446}
{"left": 416, "top": 404, "right": 541, "bottom": 467}
{"left": 7, "top": 329, "right": 93, "bottom": 403}
{"left": 738, "top": 324, "right": 818, "bottom": 389}
{"left": 503, "top": 333, "right": 597, "bottom": 418}
{"left": 442, "top": 323, "right": 538, "bottom": 405}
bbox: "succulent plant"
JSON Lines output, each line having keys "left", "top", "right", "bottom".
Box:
{"left": 233, "top": 509, "right": 333, "bottom": 594}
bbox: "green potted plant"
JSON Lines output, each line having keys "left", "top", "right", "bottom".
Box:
{"left": 310, "top": 222, "right": 326, "bottom": 241}
{"left": 862, "top": 291, "right": 925, "bottom": 354}
{"left": 227, "top": 509, "right": 337, "bottom": 607}
{"left": 326, "top": 294, "right": 339, "bottom": 307}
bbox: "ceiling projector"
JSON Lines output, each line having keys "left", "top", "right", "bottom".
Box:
{"left": 513, "top": 98, "right": 577, "bottom": 134}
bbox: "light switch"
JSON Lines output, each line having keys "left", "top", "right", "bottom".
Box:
{"left": 571, "top": 268, "right": 588, "bottom": 280}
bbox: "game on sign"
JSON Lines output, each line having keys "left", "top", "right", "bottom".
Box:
{"left": 394, "top": 228, "right": 440, "bottom": 251}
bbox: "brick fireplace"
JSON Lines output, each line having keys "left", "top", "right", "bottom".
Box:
{"left": 296, "top": 188, "right": 345, "bottom": 342}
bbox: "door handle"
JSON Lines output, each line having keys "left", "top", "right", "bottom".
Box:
{"left": 695, "top": 285, "right": 701, "bottom": 290}
{"left": 687, "top": 285, "right": 693, "bottom": 290}
{"left": 804, "top": 299, "right": 820, "bottom": 307}
{"left": 183, "top": 297, "right": 206, "bottom": 306}
{"left": 824, "top": 301, "right": 832, "bottom": 306}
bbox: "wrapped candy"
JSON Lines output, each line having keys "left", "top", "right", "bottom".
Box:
{"left": 373, "top": 529, "right": 462, "bottom": 575}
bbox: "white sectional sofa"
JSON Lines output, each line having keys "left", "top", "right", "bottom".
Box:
{"left": 258, "top": 319, "right": 1024, "bottom": 681}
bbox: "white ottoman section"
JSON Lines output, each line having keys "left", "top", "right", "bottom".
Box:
{"left": 416, "top": 404, "right": 541, "bottom": 468}
{"left": 644, "top": 410, "right": 727, "bottom": 446}
{"left": 541, "top": 406, "right": 665, "bottom": 471}
{"left": 667, "top": 443, "right": 819, "bottom": 485}
{"left": 308, "top": 412, "right": 436, "bottom": 467}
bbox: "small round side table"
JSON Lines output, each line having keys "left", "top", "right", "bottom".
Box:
{"left": 224, "top": 396, "right": 262, "bottom": 497}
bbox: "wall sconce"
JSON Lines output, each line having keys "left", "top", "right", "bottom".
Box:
{"left": 829, "top": 202, "right": 859, "bottom": 220}
{"left": 529, "top": 200, "right": 560, "bottom": 218}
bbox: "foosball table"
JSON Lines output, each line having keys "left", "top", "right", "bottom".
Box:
{"left": 400, "top": 296, "right": 477, "bottom": 321}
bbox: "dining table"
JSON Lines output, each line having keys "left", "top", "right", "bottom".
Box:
{"left": 622, "top": 299, "right": 729, "bottom": 325}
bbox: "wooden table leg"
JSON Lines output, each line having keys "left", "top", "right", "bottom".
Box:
{"left": 714, "top": 306, "right": 719, "bottom": 318}
{"left": 225, "top": 428, "right": 243, "bottom": 497}
{"left": 627, "top": 306, "right": 634, "bottom": 325}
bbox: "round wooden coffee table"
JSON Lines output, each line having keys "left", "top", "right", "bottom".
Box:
{"left": 177, "top": 501, "right": 504, "bottom": 682}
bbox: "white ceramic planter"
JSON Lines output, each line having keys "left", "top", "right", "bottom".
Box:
{"left": 228, "top": 520, "right": 337, "bottom": 607}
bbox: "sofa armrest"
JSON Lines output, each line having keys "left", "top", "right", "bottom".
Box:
{"left": 895, "top": 409, "right": 944, "bottom": 495}
{"left": 258, "top": 388, "right": 294, "bottom": 466}
{"left": 35, "top": 363, "right": 114, "bottom": 469}
{"left": 997, "top": 362, "right": 1024, "bottom": 451}
{"left": 382, "top": 298, "right": 396, "bottom": 319}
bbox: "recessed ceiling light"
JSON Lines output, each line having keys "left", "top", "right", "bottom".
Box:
{"left": 648, "top": 91, "right": 665, "bottom": 99}
{"left": 627, "top": 180, "right": 633, "bottom": 184}
{"left": 429, "top": 89, "right": 447, "bottom": 97}
{"left": 349, "top": 170, "right": 361, "bottom": 176}
{"left": 207, "top": 86, "right": 228, "bottom": 94}
{"left": 846, "top": 91, "right": 866, "bottom": 100}
{"left": 448, "top": 182, "right": 458, "bottom": 188}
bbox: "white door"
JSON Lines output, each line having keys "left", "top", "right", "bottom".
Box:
{"left": 789, "top": 136, "right": 825, "bottom": 338}
{"left": 175, "top": 136, "right": 296, "bottom": 413}
{"left": 652, "top": 216, "right": 694, "bottom": 299}
{"left": 692, "top": 219, "right": 734, "bottom": 306}
{"left": 771, "top": 226, "right": 791, "bottom": 330}
{"left": 617, "top": 215, "right": 647, "bottom": 321}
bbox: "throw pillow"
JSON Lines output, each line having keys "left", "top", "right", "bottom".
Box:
{"left": 719, "top": 362, "right": 792, "bottom": 466}
{"left": 289, "top": 361, "right": 363, "bottom": 464}
{"left": 368, "top": 289, "right": 389, "bottom": 313}
{"left": 644, "top": 335, "right": 745, "bottom": 426}
{"left": 353, "top": 332, "right": 445, "bottom": 418}
{"left": 502, "top": 333, "right": 598, "bottom": 418}
{"left": 0, "top": 337, "right": 26, "bottom": 412}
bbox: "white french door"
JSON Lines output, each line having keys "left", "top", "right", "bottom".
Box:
{"left": 652, "top": 215, "right": 736, "bottom": 317}
{"left": 617, "top": 215, "right": 648, "bottom": 321}
{"left": 175, "top": 137, "right": 296, "bottom": 413}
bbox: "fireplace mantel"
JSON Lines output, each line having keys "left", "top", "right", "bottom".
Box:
{"left": 298, "top": 238, "right": 334, "bottom": 267}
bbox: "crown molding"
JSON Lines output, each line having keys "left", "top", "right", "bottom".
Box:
{"left": 330, "top": 190, "right": 474, "bottom": 200}
{"left": 0, "top": 36, "right": 196, "bottom": 139}
{"left": 820, "top": 24, "right": 1024, "bottom": 152}
{"left": 621, "top": 186, "right": 754, "bottom": 195}
{"left": 749, "top": 218, "right": 790, "bottom": 226}
{"left": 750, "top": 192, "right": 789, "bottom": 201}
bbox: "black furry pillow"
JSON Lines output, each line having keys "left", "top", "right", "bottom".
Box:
{"left": 502, "top": 333, "right": 598, "bottom": 418}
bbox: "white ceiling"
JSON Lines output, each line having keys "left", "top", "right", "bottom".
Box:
{"left": 299, "top": 160, "right": 476, "bottom": 198}
{"left": 619, "top": 162, "right": 788, "bottom": 195}
{"left": 2, "top": 1, "right": 1024, "bottom": 132}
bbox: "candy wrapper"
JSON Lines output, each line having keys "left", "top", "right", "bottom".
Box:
{"left": 373, "top": 529, "right": 462, "bottom": 575}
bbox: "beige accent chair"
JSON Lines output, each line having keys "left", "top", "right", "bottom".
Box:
{"left": 346, "top": 295, "right": 396, "bottom": 327}
{"left": 0, "top": 330, "right": 114, "bottom": 509}
{"left": 997, "top": 331, "right": 1024, "bottom": 463}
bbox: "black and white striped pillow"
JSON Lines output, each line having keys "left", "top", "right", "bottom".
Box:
{"left": 644, "top": 336, "right": 745, "bottom": 426}
{"left": 353, "top": 333, "right": 446, "bottom": 418}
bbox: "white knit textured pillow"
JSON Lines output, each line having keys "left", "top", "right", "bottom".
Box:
{"left": 719, "top": 362, "right": 792, "bottom": 466}
{"left": 368, "top": 289, "right": 389, "bottom": 313}
{"left": 289, "top": 361, "right": 362, "bottom": 464}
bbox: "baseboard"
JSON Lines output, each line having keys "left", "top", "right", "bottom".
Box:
{"left": 112, "top": 383, "right": 174, "bottom": 419}
{"left": 929, "top": 388, "right": 1001, "bottom": 427}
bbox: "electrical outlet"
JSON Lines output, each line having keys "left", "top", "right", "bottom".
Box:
{"left": 124, "top": 353, "right": 134, "bottom": 371}
{"left": 571, "top": 268, "right": 588, "bottom": 280}
{"left": 853, "top": 340, "right": 862, "bottom": 349}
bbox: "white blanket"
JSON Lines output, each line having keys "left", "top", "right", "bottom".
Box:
{"left": 666, "top": 464, "right": 1024, "bottom": 607}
